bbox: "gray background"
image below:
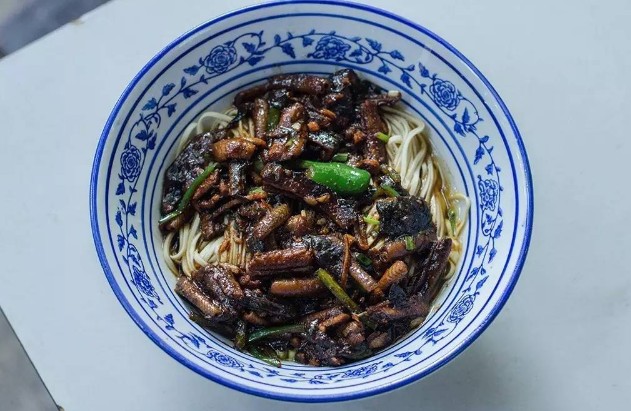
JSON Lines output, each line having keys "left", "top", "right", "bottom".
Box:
{"left": 0, "top": 0, "right": 108, "bottom": 56}
{"left": 0, "top": 310, "right": 57, "bottom": 410}
{"left": 1, "top": 0, "right": 630, "bottom": 410}
{"left": 0, "top": 3, "right": 109, "bottom": 410}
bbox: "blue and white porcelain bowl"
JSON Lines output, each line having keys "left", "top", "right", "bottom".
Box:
{"left": 90, "top": 0, "right": 533, "bottom": 402}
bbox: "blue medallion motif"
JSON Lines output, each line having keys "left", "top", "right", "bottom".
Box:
{"left": 308, "top": 36, "right": 352, "bottom": 60}
{"left": 119, "top": 146, "right": 142, "bottom": 182}
{"left": 429, "top": 79, "right": 461, "bottom": 111}
{"left": 478, "top": 176, "right": 499, "bottom": 211}
{"left": 447, "top": 295, "right": 476, "bottom": 323}
{"left": 340, "top": 363, "right": 379, "bottom": 378}
{"left": 131, "top": 265, "right": 154, "bottom": 298}
{"left": 207, "top": 351, "right": 243, "bottom": 369}
{"left": 203, "top": 44, "right": 238, "bottom": 74}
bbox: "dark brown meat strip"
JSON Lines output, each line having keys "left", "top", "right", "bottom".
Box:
{"left": 365, "top": 91, "right": 401, "bottom": 106}
{"left": 297, "top": 330, "right": 346, "bottom": 366}
{"left": 237, "top": 201, "right": 267, "bottom": 223}
{"left": 192, "top": 169, "right": 220, "bottom": 200}
{"left": 330, "top": 68, "right": 361, "bottom": 92}
{"left": 268, "top": 74, "right": 331, "bottom": 95}
{"left": 175, "top": 276, "right": 230, "bottom": 320}
{"left": 234, "top": 84, "right": 268, "bottom": 107}
{"left": 212, "top": 138, "right": 257, "bottom": 162}
{"left": 234, "top": 75, "right": 330, "bottom": 110}
{"left": 301, "top": 307, "right": 344, "bottom": 326}
{"left": 307, "top": 131, "right": 341, "bottom": 160}
{"left": 242, "top": 288, "right": 296, "bottom": 318}
{"left": 348, "top": 261, "right": 377, "bottom": 292}
{"left": 339, "top": 321, "right": 365, "bottom": 347}
{"left": 237, "top": 273, "right": 262, "bottom": 289}
{"left": 246, "top": 247, "right": 315, "bottom": 276}
{"left": 189, "top": 311, "right": 236, "bottom": 338}
{"left": 227, "top": 161, "right": 248, "bottom": 196}
{"left": 341, "top": 235, "right": 352, "bottom": 289}
{"left": 325, "top": 69, "right": 361, "bottom": 129}
{"left": 265, "top": 102, "right": 307, "bottom": 161}
{"left": 269, "top": 278, "right": 326, "bottom": 297}
{"left": 367, "top": 331, "right": 392, "bottom": 350}
{"left": 409, "top": 238, "right": 453, "bottom": 300}
{"left": 284, "top": 211, "right": 316, "bottom": 238}
{"left": 318, "top": 313, "right": 351, "bottom": 332}
{"left": 360, "top": 100, "right": 387, "bottom": 172}
{"left": 252, "top": 204, "right": 291, "bottom": 240}
{"left": 375, "top": 261, "right": 408, "bottom": 294}
{"left": 160, "top": 208, "right": 194, "bottom": 232}
{"left": 370, "top": 230, "right": 436, "bottom": 270}
{"left": 366, "top": 295, "right": 429, "bottom": 325}
{"left": 192, "top": 264, "right": 244, "bottom": 313}
{"left": 305, "top": 235, "right": 344, "bottom": 278}
{"left": 200, "top": 212, "right": 225, "bottom": 241}
{"left": 252, "top": 97, "right": 269, "bottom": 141}
{"left": 201, "top": 264, "right": 243, "bottom": 297}
{"left": 261, "top": 163, "right": 358, "bottom": 229}
{"left": 162, "top": 130, "right": 226, "bottom": 214}
{"left": 241, "top": 311, "right": 269, "bottom": 325}
{"left": 194, "top": 193, "right": 222, "bottom": 212}
{"left": 267, "top": 100, "right": 301, "bottom": 136}
{"left": 376, "top": 196, "right": 433, "bottom": 239}
{"left": 354, "top": 217, "right": 370, "bottom": 250}
{"left": 207, "top": 197, "right": 247, "bottom": 221}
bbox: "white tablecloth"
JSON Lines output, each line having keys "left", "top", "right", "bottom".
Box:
{"left": 1, "top": 0, "right": 630, "bottom": 409}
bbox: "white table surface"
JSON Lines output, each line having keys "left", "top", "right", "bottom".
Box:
{"left": 1, "top": 0, "right": 630, "bottom": 409}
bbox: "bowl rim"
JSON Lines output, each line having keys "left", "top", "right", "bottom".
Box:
{"left": 90, "top": 0, "right": 534, "bottom": 402}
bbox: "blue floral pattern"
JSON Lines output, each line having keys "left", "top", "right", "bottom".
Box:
{"left": 203, "top": 44, "right": 238, "bottom": 74}
{"left": 429, "top": 79, "right": 460, "bottom": 111}
{"left": 478, "top": 176, "right": 499, "bottom": 211}
{"left": 308, "top": 36, "right": 351, "bottom": 60}
{"left": 207, "top": 350, "right": 244, "bottom": 368}
{"left": 120, "top": 146, "right": 142, "bottom": 182}
{"left": 110, "top": 28, "right": 505, "bottom": 384}
{"left": 447, "top": 295, "right": 475, "bottom": 323}
{"left": 340, "top": 363, "right": 378, "bottom": 378}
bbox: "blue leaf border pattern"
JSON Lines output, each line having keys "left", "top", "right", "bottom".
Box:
{"left": 113, "top": 30, "right": 503, "bottom": 383}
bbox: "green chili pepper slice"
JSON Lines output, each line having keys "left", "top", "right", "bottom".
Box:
{"left": 249, "top": 345, "right": 281, "bottom": 368}
{"left": 355, "top": 253, "right": 372, "bottom": 268}
{"left": 248, "top": 186, "right": 265, "bottom": 195}
{"left": 404, "top": 235, "right": 415, "bottom": 251}
{"left": 355, "top": 311, "right": 378, "bottom": 331}
{"left": 267, "top": 107, "right": 280, "bottom": 130}
{"left": 298, "top": 160, "right": 371, "bottom": 196}
{"left": 331, "top": 153, "right": 349, "bottom": 162}
{"left": 315, "top": 268, "right": 359, "bottom": 313}
{"left": 253, "top": 157, "right": 264, "bottom": 172}
{"left": 448, "top": 207, "right": 457, "bottom": 234}
{"left": 247, "top": 323, "right": 305, "bottom": 343}
{"left": 159, "top": 161, "right": 218, "bottom": 225}
{"left": 376, "top": 132, "right": 390, "bottom": 143}
{"left": 381, "top": 184, "right": 400, "bottom": 198}
{"left": 234, "top": 320, "right": 247, "bottom": 350}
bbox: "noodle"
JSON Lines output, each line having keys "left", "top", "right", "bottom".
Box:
{"left": 163, "top": 104, "right": 469, "bottom": 281}
{"left": 383, "top": 106, "right": 470, "bottom": 279}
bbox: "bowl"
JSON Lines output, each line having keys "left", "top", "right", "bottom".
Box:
{"left": 90, "top": 0, "right": 533, "bottom": 402}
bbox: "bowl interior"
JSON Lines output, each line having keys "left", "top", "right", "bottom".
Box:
{"left": 91, "top": 0, "right": 532, "bottom": 402}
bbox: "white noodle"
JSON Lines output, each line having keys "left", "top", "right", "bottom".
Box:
{"left": 382, "top": 106, "right": 470, "bottom": 279}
